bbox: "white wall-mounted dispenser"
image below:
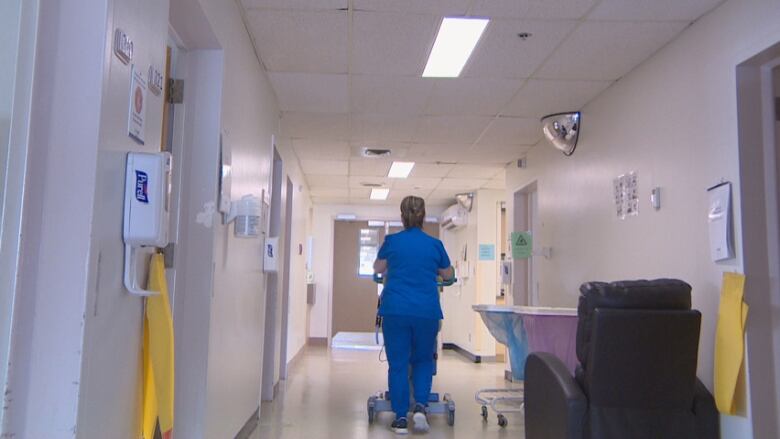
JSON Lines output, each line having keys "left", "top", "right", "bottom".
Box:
{"left": 226, "top": 194, "right": 263, "bottom": 238}
{"left": 123, "top": 152, "right": 171, "bottom": 296}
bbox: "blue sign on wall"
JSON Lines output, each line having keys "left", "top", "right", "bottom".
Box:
{"left": 479, "top": 244, "right": 495, "bottom": 261}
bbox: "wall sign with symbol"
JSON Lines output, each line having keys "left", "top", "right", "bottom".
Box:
{"left": 128, "top": 65, "right": 146, "bottom": 144}
{"left": 114, "top": 29, "right": 133, "bottom": 64}
{"left": 148, "top": 65, "right": 164, "bottom": 96}
{"left": 511, "top": 231, "right": 532, "bottom": 259}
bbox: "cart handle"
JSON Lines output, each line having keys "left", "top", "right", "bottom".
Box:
{"left": 373, "top": 273, "right": 456, "bottom": 287}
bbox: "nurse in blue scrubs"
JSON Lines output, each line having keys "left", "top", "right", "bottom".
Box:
{"left": 373, "top": 195, "right": 454, "bottom": 434}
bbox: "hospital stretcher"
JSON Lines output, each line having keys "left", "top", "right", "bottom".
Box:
{"left": 472, "top": 305, "right": 577, "bottom": 427}
{"left": 367, "top": 274, "right": 457, "bottom": 426}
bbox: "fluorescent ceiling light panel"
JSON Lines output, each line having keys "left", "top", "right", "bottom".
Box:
{"left": 388, "top": 161, "right": 415, "bottom": 179}
{"left": 422, "top": 17, "right": 489, "bottom": 78}
{"left": 370, "top": 188, "right": 390, "bottom": 200}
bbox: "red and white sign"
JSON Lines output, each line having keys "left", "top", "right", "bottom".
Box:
{"left": 128, "top": 65, "right": 146, "bottom": 144}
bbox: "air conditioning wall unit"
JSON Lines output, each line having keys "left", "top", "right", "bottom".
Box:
{"left": 440, "top": 204, "right": 468, "bottom": 231}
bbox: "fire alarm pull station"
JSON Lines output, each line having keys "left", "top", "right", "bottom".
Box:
{"left": 123, "top": 152, "right": 171, "bottom": 296}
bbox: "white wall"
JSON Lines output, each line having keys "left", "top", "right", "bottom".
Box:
{"left": 309, "top": 203, "right": 444, "bottom": 339}
{"left": 6, "top": 0, "right": 110, "bottom": 436}
{"left": 193, "top": 1, "right": 311, "bottom": 437}
{"left": 505, "top": 0, "right": 780, "bottom": 437}
{"left": 5, "top": 0, "right": 312, "bottom": 437}
{"left": 440, "top": 190, "right": 503, "bottom": 356}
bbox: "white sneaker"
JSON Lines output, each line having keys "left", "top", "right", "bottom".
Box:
{"left": 412, "top": 405, "right": 429, "bottom": 433}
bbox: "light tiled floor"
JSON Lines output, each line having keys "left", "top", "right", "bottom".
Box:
{"left": 251, "top": 346, "right": 524, "bottom": 439}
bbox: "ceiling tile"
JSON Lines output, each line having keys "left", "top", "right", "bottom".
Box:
{"left": 349, "top": 187, "right": 372, "bottom": 198}
{"left": 502, "top": 79, "right": 612, "bottom": 118}
{"left": 446, "top": 164, "right": 502, "bottom": 179}
{"left": 470, "top": 0, "right": 599, "bottom": 20}
{"left": 268, "top": 73, "right": 349, "bottom": 113}
{"left": 389, "top": 187, "right": 434, "bottom": 200}
{"left": 478, "top": 117, "right": 540, "bottom": 145}
{"left": 241, "top": 0, "right": 347, "bottom": 10}
{"left": 300, "top": 160, "right": 349, "bottom": 176}
{"left": 246, "top": 9, "right": 348, "bottom": 73}
{"left": 537, "top": 20, "right": 688, "bottom": 80}
{"left": 281, "top": 112, "right": 349, "bottom": 140}
{"left": 351, "top": 75, "right": 433, "bottom": 115}
{"left": 306, "top": 175, "right": 349, "bottom": 188}
{"left": 292, "top": 139, "right": 351, "bottom": 160}
{"left": 437, "top": 178, "right": 491, "bottom": 191}
{"left": 425, "top": 78, "right": 523, "bottom": 116}
{"left": 392, "top": 177, "right": 442, "bottom": 189}
{"left": 462, "top": 19, "right": 577, "bottom": 79}
{"left": 349, "top": 158, "right": 392, "bottom": 177}
{"left": 348, "top": 175, "right": 391, "bottom": 188}
{"left": 588, "top": 0, "right": 724, "bottom": 21}
{"left": 352, "top": 11, "right": 439, "bottom": 75}
{"left": 461, "top": 144, "right": 530, "bottom": 164}
{"left": 403, "top": 143, "right": 474, "bottom": 162}
{"left": 354, "top": 0, "right": 470, "bottom": 14}
{"left": 414, "top": 116, "right": 492, "bottom": 144}
{"left": 350, "top": 114, "right": 418, "bottom": 142}
{"left": 410, "top": 162, "right": 455, "bottom": 178}
{"left": 310, "top": 187, "right": 350, "bottom": 197}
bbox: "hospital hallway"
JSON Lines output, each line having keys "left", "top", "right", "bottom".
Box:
{"left": 5, "top": 0, "right": 780, "bottom": 438}
{"left": 252, "top": 346, "right": 523, "bottom": 439}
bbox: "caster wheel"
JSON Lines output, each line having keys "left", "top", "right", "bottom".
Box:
{"left": 481, "top": 405, "right": 488, "bottom": 421}
{"left": 497, "top": 414, "right": 508, "bottom": 428}
{"left": 447, "top": 409, "right": 455, "bottom": 426}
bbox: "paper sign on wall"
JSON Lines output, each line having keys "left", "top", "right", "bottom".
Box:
{"left": 128, "top": 65, "right": 146, "bottom": 144}
{"left": 707, "top": 182, "right": 734, "bottom": 262}
{"left": 478, "top": 244, "right": 495, "bottom": 261}
{"left": 511, "top": 232, "right": 532, "bottom": 259}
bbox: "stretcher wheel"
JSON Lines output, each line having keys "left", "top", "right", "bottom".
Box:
{"left": 481, "top": 405, "right": 488, "bottom": 421}
{"left": 447, "top": 408, "right": 455, "bottom": 426}
{"left": 497, "top": 414, "right": 508, "bottom": 427}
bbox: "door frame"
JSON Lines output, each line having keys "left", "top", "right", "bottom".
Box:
{"left": 0, "top": 0, "right": 39, "bottom": 430}
{"left": 735, "top": 43, "right": 780, "bottom": 438}
{"left": 511, "top": 180, "right": 538, "bottom": 306}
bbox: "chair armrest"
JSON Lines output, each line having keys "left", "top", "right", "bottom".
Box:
{"left": 693, "top": 379, "right": 719, "bottom": 439}
{"left": 525, "top": 352, "right": 587, "bottom": 439}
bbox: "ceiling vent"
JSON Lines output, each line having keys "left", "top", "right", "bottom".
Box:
{"left": 360, "top": 182, "right": 384, "bottom": 188}
{"left": 361, "top": 148, "right": 392, "bottom": 158}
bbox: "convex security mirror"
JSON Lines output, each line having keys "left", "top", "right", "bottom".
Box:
{"left": 541, "top": 111, "right": 581, "bottom": 156}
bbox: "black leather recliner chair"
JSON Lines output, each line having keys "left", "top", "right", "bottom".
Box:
{"left": 524, "top": 279, "right": 719, "bottom": 439}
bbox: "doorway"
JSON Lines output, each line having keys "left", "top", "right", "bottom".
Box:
{"left": 735, "top": 43, "right": 780, "bottom": 438}
{"left": 262, "top": 149, "right": 283, "bottom": 401}
{"left": 512, "top": 181, "right": 539, "bottom": 306}
{"left": 279, "top": 177, "right": 294, "bottom": 380}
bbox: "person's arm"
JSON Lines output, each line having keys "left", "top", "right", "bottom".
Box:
{"left": 438, "top": 265, "right": 454, "bottom": 280}
{"left": 374, "top": 258, "right": 387, "bottom": 274}
{"left": 436, "top": 240, "right": 454, "bottom": 280}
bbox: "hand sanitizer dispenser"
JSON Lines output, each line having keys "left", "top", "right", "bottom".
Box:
{"left": 123, "top": 152, "right": 171, "bottom": 296}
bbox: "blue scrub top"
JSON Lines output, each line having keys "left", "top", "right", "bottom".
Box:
{"left": 377, "top": 227, "right": 451, "bottom": 320}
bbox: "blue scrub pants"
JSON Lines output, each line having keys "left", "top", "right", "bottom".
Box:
{"left": 382, "top": 314, "right": 439, "bottom": 418}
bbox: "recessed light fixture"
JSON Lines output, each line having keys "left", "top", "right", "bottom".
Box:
{"left": 422, "top": 17, "right": 489, "bottom": 78}
{"left": 388, "top": 161, "right": 415, "bottom": 179}
{"left": 370, "top": 188, "right": 390, "bottom": 200}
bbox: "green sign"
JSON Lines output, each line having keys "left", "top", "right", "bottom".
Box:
{"left": 511, "top": 231, "right": 532, "bottom": 259}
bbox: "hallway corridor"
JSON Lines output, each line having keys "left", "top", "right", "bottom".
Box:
{"left": 253, "top": 347, "right": 523, "bottom": 439}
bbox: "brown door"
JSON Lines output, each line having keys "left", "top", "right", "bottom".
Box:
{"left": 332, "top": 221, "right": 383, "bottom": 336}
{"left": 331, "top": 221, "right": 440, "bottom": 336}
